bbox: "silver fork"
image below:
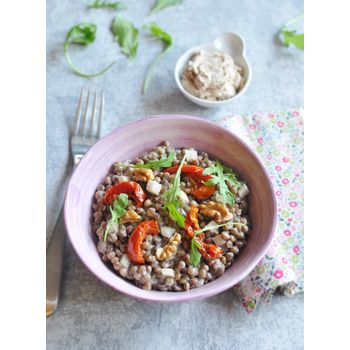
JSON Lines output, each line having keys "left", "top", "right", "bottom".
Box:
{"left": 46, "top": 88, "right": 104, "bottom": 317}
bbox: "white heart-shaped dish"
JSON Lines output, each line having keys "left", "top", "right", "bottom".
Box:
{"left": 174, "top": 32, "right": 251, "bottom": 108}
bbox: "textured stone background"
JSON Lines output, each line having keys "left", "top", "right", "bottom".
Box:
{"left": 47, "top": 0, "right": 304, "bottom": 349}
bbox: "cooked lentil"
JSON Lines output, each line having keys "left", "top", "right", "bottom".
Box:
{"left": 92, "top": 142, "right": 250, "bottom": 291}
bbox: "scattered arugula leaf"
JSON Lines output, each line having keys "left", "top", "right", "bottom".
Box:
{"left": 64, "top": 22, "right": 116, "bottom": 77}
{"left": 103, "top": 193, "right": 128, "bottom": 241}
{"left": 142, "top": 22, "right": 173, "bottom": 94}
{"left": 88, "top": 0, "right": 127, "bottom": 10}
{"left": 162, "top": 155, "right": 186, "bottom": 228}
{"left": 149, "top": 0, "right": 183, "bottom": 15}
{"left": 281, "top": 30, "right": 304, "bottom": 50}
{"left": 129, "top": 150, "right": 175, "bottom": 169}
{"left": 279, "top": 14, "right": 304, "bottom": 51}
{"left": 111, "top": 16, "right": 139, "bottom": 58}
{"left": 202, "top": 161, "right": 241, "bottom": 204}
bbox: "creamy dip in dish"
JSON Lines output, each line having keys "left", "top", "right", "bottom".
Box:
{"left": 181, "top": 50, "right": 243, "bottom": 101}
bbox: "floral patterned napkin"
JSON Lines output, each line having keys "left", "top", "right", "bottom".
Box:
{"left": 216, "top": 109, "right": 304, "bottom": 312}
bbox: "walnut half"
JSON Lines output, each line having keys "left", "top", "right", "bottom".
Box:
{"left": 120, "top": 209, "right": 142, "bottom": 224}
{"left": 132, "top": 168, "right": 154, "bottom": 182}
{"left": 199, "top": 201, "right": 233, "bottom": 222}
{"left": 156, "top": 233, "right": 182, "bottom": 261}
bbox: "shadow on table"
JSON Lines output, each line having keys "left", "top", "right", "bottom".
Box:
{"left": 57, "top": 251, "right": 244, "bottom": 318}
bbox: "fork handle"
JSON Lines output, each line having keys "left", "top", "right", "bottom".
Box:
{"left": 46, "top": 207, "right": 66, "bottom": 317}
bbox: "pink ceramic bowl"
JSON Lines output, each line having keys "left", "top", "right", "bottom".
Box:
{"left": 64, "top": 115, "right": 277, "bottom": 302}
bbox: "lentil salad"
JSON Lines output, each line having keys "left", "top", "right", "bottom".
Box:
{"left": 92, "top": 141, "right": 250, "bottom": 291}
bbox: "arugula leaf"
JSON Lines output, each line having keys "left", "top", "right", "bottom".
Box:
{"left": 111, "top": 16, "right": 139, "bottom": 59}
{"left": 222, "top": 169, "right": 241, "bottom": 188}
{"left": 162, "top": 155, "right": 186, "bottom": 228}
{"left": 130, "top": 150, "right": 175, "bottom": 169}
{"left": 64, "top": 23, "right": 116, "bottom": 78}
{"left": 103, "top": 193, "right": 128, "bottom": 241}
{"left": 279, "top": 14, "right": 304, "bottom": 51}
{"left": 142, "top": 23, "right": 173, "bottom": 94}
{"left": 164, "top": 202, "right": 185, "bottom": 228}
{"left": 143, "top": 22, "right": 172, "bottom": 45}
{"left": 88, "top": 0, "right": 127, "bottom": 10}
{"left": 165, "top": 155, "right": 185, "bottom": 203}
{"left": 189, "top": 237, "right": 202, "bottom": 266}
{"left": 66, "top": 23, "right": 96, "bottom": 45}
{"left": 149, "top": 0, "right": 183, "bottom": 15}
{"left": 281, "top": 30, "right": 304, "bottom": 50}
{"left": 202, "top": 161, "right": 241, "bottom": 204}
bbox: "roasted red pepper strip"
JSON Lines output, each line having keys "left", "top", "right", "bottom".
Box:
{"left": 192, "top": 184, "right": 216, "bottom": 200}
{"left": 127, "top": 221, "right": 160, "bottom": 264}
{"left": 164, "top": 165, "right": 216, "bottom": 200}
{"left": 104, "top": 181, "right": 146, "bottom": 207}
{"left": 185, "top": 205, "right": 222, "bottom": 260}
{"left": 165, "top": 165, "right": 204, "bottom": 176}
{"left": 199, "top": 243, "right": 224, "bottom": 260}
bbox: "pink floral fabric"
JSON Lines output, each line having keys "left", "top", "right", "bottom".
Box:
{"left": 217, "top": 109, "right": 304, "bottom": 312}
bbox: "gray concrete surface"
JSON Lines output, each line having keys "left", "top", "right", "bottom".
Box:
{"left": 46, "top": 0, "right": 304, "bottom": 349}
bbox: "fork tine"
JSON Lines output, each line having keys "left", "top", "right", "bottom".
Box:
{"left": 97, "top": 91, "right": 104, "bottom": 138}
{"left": 88, "top": 91, "right": 98, "bottom": 138}
{"left": 80, "top": 89, "right": 91, "bottom": 137}
{"left": 73, "top": 88, "right": 86, "bottom": 136}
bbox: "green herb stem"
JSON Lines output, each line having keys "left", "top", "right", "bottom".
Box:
{"left": 64, "top": 44, "right": 116, "bottom": 78}
{"left": 142, "top": 22, "right": 173, "bottom": 94}
{"left": 143, "top": 46, "right": 172, "bottom": 94}
{"left": 103, "top": 220, "right": 114, "bottom": 241}
{"left": 162, "top": 155, "right": 186, "bottom": 227}
{"left": 64, "top": 22, "right": 116, "bottom": 78}
{"left": 194, "top": 221, "right": 239, "bottom": 234}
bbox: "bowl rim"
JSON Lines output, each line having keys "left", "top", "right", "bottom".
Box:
{"left": 64, "top": 114, "right": 277, "bottom": 302}
{"left": 174, "top": 35, "right": 252, "bottom": 106}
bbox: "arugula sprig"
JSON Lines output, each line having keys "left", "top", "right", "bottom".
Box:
{"left": 279, "top": 14, "right": 304, "bottom": 51}
{"left": 194, "top": 222, "right": 238, "bottom": 235}
{"left": 142, "top": 22, "right": 173, "bottom": 93}
{"left": 189, "top": 222, "right": 237, "bottom": 266}
{"left": 111, "top": 16, "right": 139, "bottom": 59}
{"left": 64, "top": 23, "right": 116, "bottom": 77}
{"left": 149, "top": 0, "right": 183, "bottom": 16}
{"left": 162, "top": 155, "right": 186, "bottom": 228}
{"left": 128, "top": 150, "right": 175, "bottom": 169}
{"left": 88, "top": 0, "right": 127, "bottom": 10}
{"left": 202, "top": 161, "right": 241, "bottom": 205}
{"left": 103, "top": 193, "right": 129, "bottom": 241}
